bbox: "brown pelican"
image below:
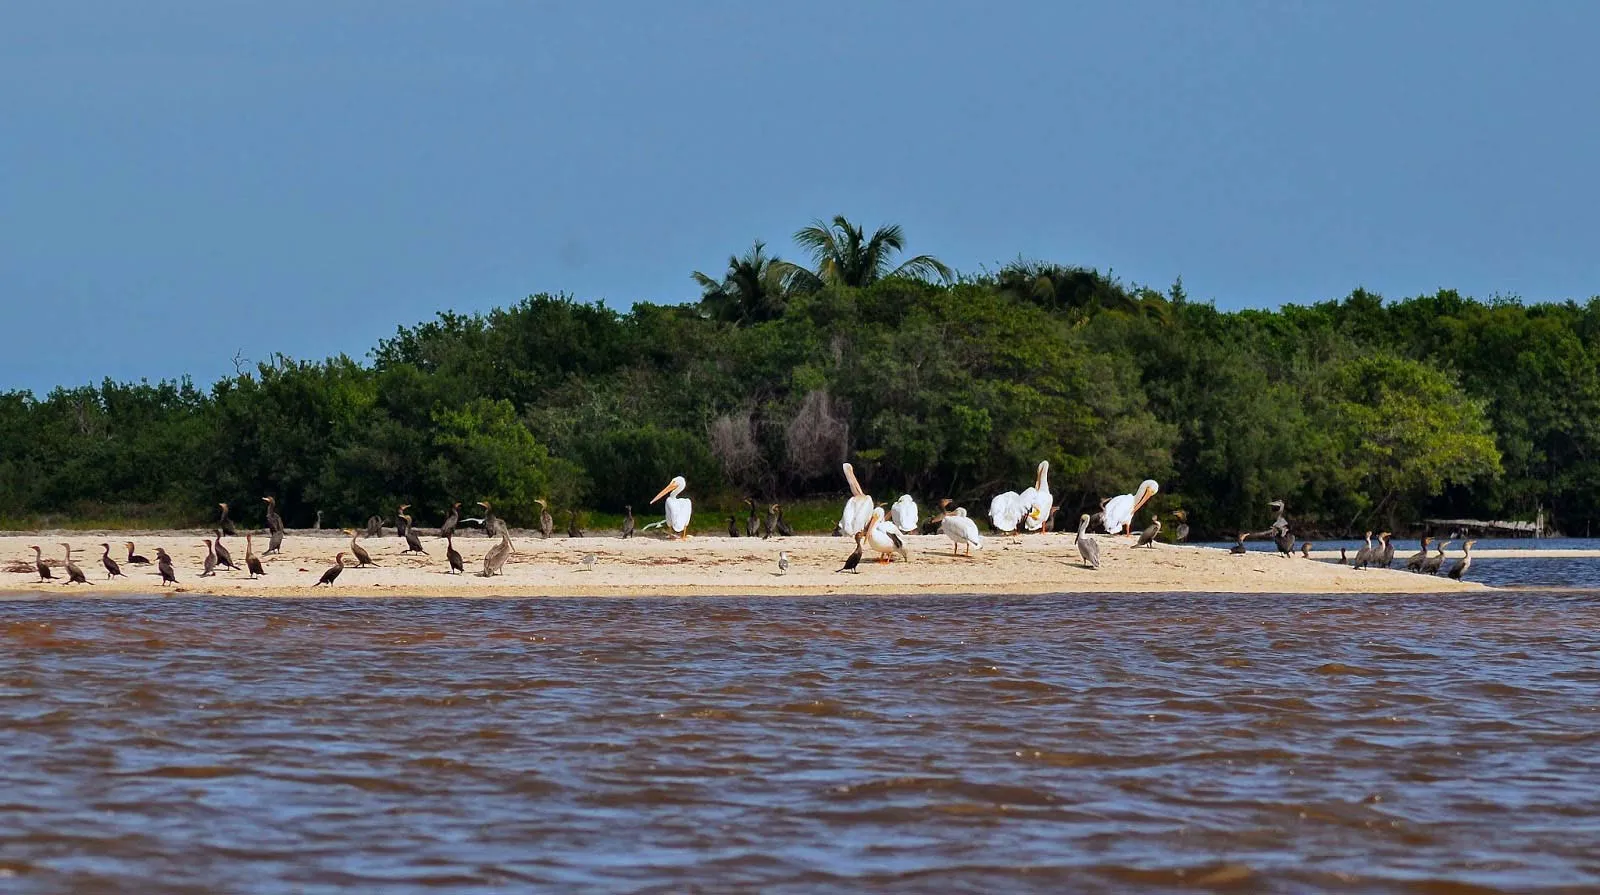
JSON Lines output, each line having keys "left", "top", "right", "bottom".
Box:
{"left": 836, "top": 532, "right": 864, "bottom": 573}
{"left": 744, "top": 498, "right": 760, "bottom": 538}
{"left": 343, "top": 529, "right": 376, "bottom": 567}
{"left": 938, "top": 500, "right": 983, "bottom": 555}
{"left": 1135, "top": 515, "right": 1161, "bottom": 548}
{"left": 1352, "top": 531, "right": 1374, "bottom": 569}
{"left": 1172, "top": 509, "right": 1189, "bottom": 543}
{"left": 1229, "top": 534, "right": 1248, "bottom": 555}
{"left": 60, "top": 545, "right": 90, "bottom": 585}
{"left": 100, "top": 543, "right": 126, "bottom": 579}
{"left": 727, "top": 515, "right": 740, "bottom": 538}
{"left": 1421, "top": 540, "right": 1451, "bottom": 575}
{"left": 445, "top": 535, "right": 464, "bottom": 575}
{"left": 156, "top": 548, "right": 177, "bottom": 585}
{"left": 314, "top": 553, "right": 345, "bottom": 587}
{"left": 1447, "top": 540, "right": 1477, "bottom": 580}
{"left": 1406, "top": 537, "right": 1433, "bottom": 572}
{"left": 201, "top": 539, "right": 217, "bottom": 577}
{"left": 481, "top": 528, "right": 512, "bottom": 577}
{"left": 621, "top": 505, "right": 635, "bottom": 539}
{"left": 440, "top": 502, "right": 461, "bottom": 539}
{"left": 535, "top": 499, "right": 553, "bottom": 539}
{"left": 214, "top": 531, "right": 238, "bottom": 570}
{"left": 245, "top": 534, "right": 266, "bottom": 579}
{"left": 1076, "top": 513, "right": 1100, "bottom": 569}
{"left": 218, "top": 502, "right": 237, "bottom": 536}
{"left": 400, "top": 508, "right": 427, "bottom": 554}
{"left": 124, "top": 542, "right": 150, "bottom": 565}
{"left": 567, "top": 509, "right": 584, "bottom": 539}
{"left": 1378, "top": 532, "right": 1395, "bottom": 569}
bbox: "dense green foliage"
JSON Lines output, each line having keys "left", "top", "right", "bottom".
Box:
{"left": 2, "top": 225, "right": 1594, "bottom": 537}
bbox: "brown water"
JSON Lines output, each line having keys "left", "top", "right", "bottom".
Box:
{"left": 2, "top": 593, "right": 1598, "bottom": 893}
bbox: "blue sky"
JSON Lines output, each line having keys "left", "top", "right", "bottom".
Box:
{"left": 3, "top": 1, "right": 1595, "bottom": 395}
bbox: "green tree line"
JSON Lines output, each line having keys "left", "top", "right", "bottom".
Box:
{"left": 2, "top": 217, "right": 1594, "bottom": 538}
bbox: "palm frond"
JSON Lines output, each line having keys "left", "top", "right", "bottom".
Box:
{"left": 889, "top": 254, "right": 954, "bottom": 283}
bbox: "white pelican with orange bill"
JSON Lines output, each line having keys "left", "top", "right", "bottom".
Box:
{"left": 988, "top": 460, "right": 1052, "bottom": 533}
{"left": 1101, "top": 479, "right": 1158, "bottom": 535}
{"left": 864, "top": 506, "right": 909, "bottom": 563}
{"left": 839, "top": 462, "right": 874, "bottom": 536}
{"left": 650, "top": 475, "right": 693, "bottom": 538}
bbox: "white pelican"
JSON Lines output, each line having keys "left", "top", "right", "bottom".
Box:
{"left": 938, "top": 500, "right": 983, "bottom": 556}
{"left": 650, "top": 475, "right": 693, "bottom": 538}
{"left": 839, "top": 462, "right": 874, "bottom": 536}
{"left": 890, "top": 494, "right": 918, "bottom": 533}
{"left": 989, "top": 460, "right": 1052, "bottom": 534}
{"left": 1101, "top": 479, "right": 1158, "bottom": 535}
{"left": 864, "top": 507, "right": 908, "bottom": 563}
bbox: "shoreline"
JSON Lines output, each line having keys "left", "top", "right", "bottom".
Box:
{"left": 1, "top": 531, "right": 1488, "bottom": 598}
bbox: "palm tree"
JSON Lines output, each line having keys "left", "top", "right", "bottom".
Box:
{"left": 692, "top": 241, "right": 792, "bottom": 324}
{"left": 775, "top": 216, "right": 952, "bottom": 293}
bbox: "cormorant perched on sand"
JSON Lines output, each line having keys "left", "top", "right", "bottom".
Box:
{"left": 262, "top": 496, "right": 284, "bottom": 535}
{"left": 445, "top": 535, "right": 464, "bottom": 575}
{"left": 214, "top": 531, "right": 238, "bottom": 570}
{"left": 218, "top": 502, "right": 237, "bottom": 537}
{"left": 1448, "top": 540, "right": 1477, "bottom": 580}
{"left": 774, "top": 505, "right": 795, "bottom": 537}
{"left": 344, "top": 529, "right": 376, "bottom": 567}
{"left": 245, "top": 534, "right": 266, "bottom": 579}
{"left": 124, "top": 542, "right": 150, "bottom": 565}
{"left": 727, "top": 516, "right": 739, "bottom": 538}
{"left": 1421, "top": 540, "right": 1450, "bottom": 575}
{"left": 364, "top": 515, "right": 385, "bottom": 538}
{"left": 763, "top": 504, "right": 780, "bottom": 539}
{"left": 315, "top": 553, "right": 345, "bottom": 587}
{"left": 1339, "top": 547, "right": 1348, "bottom": 565}
{"left": 395, "top": 505, "right": 413, "bottom": 539}
{"left": 1229, "top": 534, "right": 1248, "bottom": 555}
{"left": 744, "top": 498, "right": 761, "bottom": 538}
{"left": 621, "top": 505, "right": 635, "bottom": 539}
{"left": 1076, "top": 513, "right": 1100, "bottom": 569}
{"left": 1378, "top": 532, "right": 1395, "bottom": 569}
{"left": 440, "top": 502, "right": 461, "bottom": 540}
{"left": 536, "top": 499, "right": 554, "bottom": 539}
{"left": 1300, "top": 541, "right": 1313, "bottom": 559}
{"left": 567, "top": 509, "right": 584, "bottom": 539}
{"left": 156, "top": 548, "right": 177, "bottom": 585}
{"left": 400, "top": 508, "right": 427, "bottom": 554}
{"left": 1352, "top": 531, "right": 1374, "bottom": 569}
{"left": 836, "top": 532, "right": 864, "bottom": 573}
{"left": 266, "top": 525, "right": 284, "bottom": 556}
{"left": 61, "top": 545, "right": 90, "bottom": 585}
{"left": 1135, "top": 515, "right": 1161, "bottom": 548}
{"left": 201, "top": 539, "right": 217, "bottom": 578}
{"left": 1406, "top": 537, "right": 1433, "bottom": 572}
{"left": 100, "top": 543, "right": 126, "bottom": 580}
{"left": 1172, "top": 509, "right": 1189, "bottom": 543}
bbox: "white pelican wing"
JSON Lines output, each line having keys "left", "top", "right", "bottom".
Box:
{"left": 989, "top": 491, "right": 1024, "bottom": 533}
{"left": 890, "top": 495, "right": 918, "bottom": 533}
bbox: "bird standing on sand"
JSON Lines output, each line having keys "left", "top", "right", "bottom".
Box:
{"left": 864, "top": 506, "right": 909, "bottom": 563}
{"left": 61, "top": 545, "right": 90, "bottom": 585}
{"left": 156, "top": 548, "right": 177, "bottom": 585}
{"left": 1229, "top": 534, "right": 1248, "bottom": 555}
{"left": 100, "top": 543, "right": 126, "bottom": 579}
{"left": 1076, "top": 513, "right": 1100, "bottom": 569}
{"left": 315, "top": 553, "right": 345, "bottom": 587}
{"left": 400, "top": 507, "right": 428, "bottom": 555}
{"left": 938, "top": 500, "right": 984, "bottom": 556}
{"left": 218, "top": 502, "right": 237, "bottom": 536}
{"left": 1352, "top": 531, "right": 1374, "bottom": 570}
{"left": 445, "top": 535, "right": 464, "bottom": 575}
{"left": 481, "top": 528, "right": 512, "bottom": 577}
{"left": 344, "top": 529, "right": 376, "bottom": 567}
{"left": 744, "top": 498, "right": 761, "bottom": 538}
{"left": 395, "top": 505, "right": 412, "bottom": 539}
{"left": 214, "top": 531, "right": 238, "bottom": 570}
{"left": 1448, "top": 540, "right": 1477, "bottom": 580}
{"left": 245, "top": 534, "right": 266, "bottom": 579}
{"left": 649, "top": 476, "right": 693, "bottom": 538}
{"left": 578, "top": 553, "right": 596, "bottom": 572}
{"left": 1300, "top": 541, "right": 1313, "bottom": 559}
{"left": 263, "top": 497, "right": 285, "bottom": 555}
{"left": 364, "top": 515, "right": 386, "bottom": 539}
{"left": 777, "top": 552, "right": 790, "bottom": 575}
{"left": 621, "top": 505, "right": 635, "bottom": 539}
{"left": 763, "top": 504, "right": 780, "bottom": 539}
{"left": 536, "top": 499, "right": 553, "bottom": 539}
{"left": 1379, "top": 532, "right": 1395, "bottom": 569}
{"left": 774, "top": 505, "right": 794, "bottom": 537}
{"left": 1421, "top": 540, "right": 1451, "bottom": 575}
{"left": 836, "top": 532, "right": 864, "bottom": 573}
{"left": 1406, "top": 537, "right": 1433, "bottom": 572}
{"left": 567, "top": 509, "right": 584, "bottom": 539}
{"left": 1135, "top": 515, "right": 1161, "bottom": 548}
{"left": 313, "top": 510, "right": 323, "bottom": 530}
{"left": 1172, "top": 509, "right": 1190, "bottom": 543}
{"left": 201, "top": 539, "right": 217, "bottom": 577}
{"left": 727, "top": 516, "right": 740, "bottom": 538}
{"left": 124, "top": 542, "right": 150, "bottom": 565}
{"left": 440, "top": 502, "right": 461, "bottom": 540}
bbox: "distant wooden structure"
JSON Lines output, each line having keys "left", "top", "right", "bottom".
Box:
{"left": 1423, "top": 511, "right": 1546, "bottom": 539}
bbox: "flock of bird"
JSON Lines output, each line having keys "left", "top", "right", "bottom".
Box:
{"left": 17, "top": 464, "right": 1482, "bottom": 586}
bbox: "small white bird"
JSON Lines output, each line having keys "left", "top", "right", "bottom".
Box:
{"left": 777, "top": 551, "right": 790, "bottom": 575}
{"left": 578, "top": 553, "right": 596, "bottom": 572}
